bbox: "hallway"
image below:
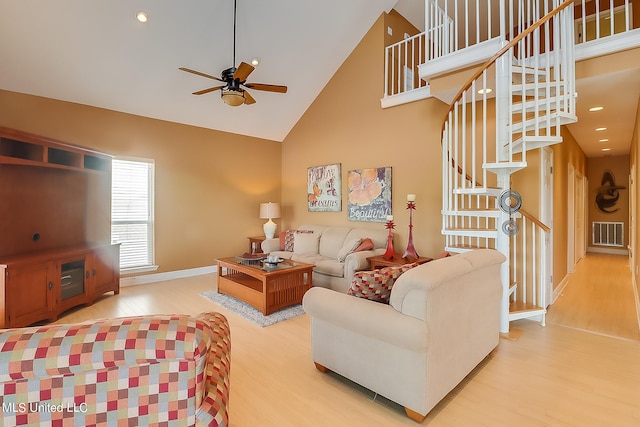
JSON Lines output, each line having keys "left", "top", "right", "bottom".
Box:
{"left": 546, "top": 253, "right": 640, "bottom": 341}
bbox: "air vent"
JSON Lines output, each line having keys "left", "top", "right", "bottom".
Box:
{"left": 592, "top": 222, "right": 624, "bottom": 247}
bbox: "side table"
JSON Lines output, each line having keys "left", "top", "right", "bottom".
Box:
{"left": 247, "top": 236, "right": 266, "bottom": 254}
{"left": 367, "top": 254, "right": 433, "bottom": 270}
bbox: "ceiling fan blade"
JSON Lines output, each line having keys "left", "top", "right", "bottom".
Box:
{"left": 244, "top": 83, "right": 288, "bottom": 93}
{"left": 193, "top": 86, "right": 225, "bottom": 95}
{"left": 244, "top": 90, "right": 256, "bottom": 105}
{"left": 179, "top": 67, "right": 224, "bottom": 82}
{"left": 234, "top": 62, "right": 255, "bottom": 82}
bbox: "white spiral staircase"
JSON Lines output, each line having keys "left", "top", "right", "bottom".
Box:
{"left": 440, "top": 0, "right": 577, "bottom": 333}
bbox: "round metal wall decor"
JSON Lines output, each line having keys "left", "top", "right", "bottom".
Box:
{"left": 498, "top": 189, "right": 522, "bottom": 214}
{"left": 502, "top": 219, "right": 520, "bottom": 236}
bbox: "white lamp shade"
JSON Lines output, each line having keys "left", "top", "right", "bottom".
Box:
{"left": 259, "top": 202, "right": 280, "bottom": 219}
{"left": 260, "top": 202, "right": 280, "bottom": 239}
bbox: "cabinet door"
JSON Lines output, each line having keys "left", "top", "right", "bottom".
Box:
{"left": 88, "top": 245, "right": 120, "bottom": 300}
{"left": 6, "top": 262, "right": 56, "bottom": 327}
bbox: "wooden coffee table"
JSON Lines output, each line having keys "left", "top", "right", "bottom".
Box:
{"left": 216, "top": 257, "right": 314, "bottom": 315}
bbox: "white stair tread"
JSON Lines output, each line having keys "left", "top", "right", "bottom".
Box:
{"left": 507, "top": 136, "right": 563, "bottom": 153}
{"left": 509, "top": 111, "right": 577, "bottom": 132}
{"left": 444, "top": 244, "right": 486, "bottom": 253}
{"left": 442, "top": 227, "right": 497, "bottom": 238}
{"left": 442, "top": 208, "right": 500, "bottom": 218}
{"left": 484, "top": 162, "right": 527, "bottom": 175}
{"left": 452, "top": 187, "right": 503, "bottom": 196}
{"left": 512, "top": 97, "right": 565, "bottom": 113}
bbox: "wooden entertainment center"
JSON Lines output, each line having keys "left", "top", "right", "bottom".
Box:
{"left": 0, "top": 126, "right": 120, "bottom": 328}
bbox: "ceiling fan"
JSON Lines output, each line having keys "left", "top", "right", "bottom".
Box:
{"left": 179, "top": 0, "right": 287, "bottom": 107}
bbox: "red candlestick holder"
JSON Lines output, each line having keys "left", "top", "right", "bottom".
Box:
{"left": 403, "top": 201, "right": 419, "bottom": 260}
{"left": 383, "top": 219, "right": 396, "bottom": 260}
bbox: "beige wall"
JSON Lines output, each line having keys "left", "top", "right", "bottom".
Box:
{"left": 587, "top": 155, "right": 630, "bottom": 248}
{"left": 0, "top": 90, "right": 281, "bottom": 274}
{"left": 280, "top": 13, "right": 450, "bottom": 257}
{"left": 551, "top": 128, "right": 587, "bottom": 289}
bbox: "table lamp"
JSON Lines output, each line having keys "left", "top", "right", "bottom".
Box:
{"left": 260, "top": 202, "right": 280, "bottom": 239}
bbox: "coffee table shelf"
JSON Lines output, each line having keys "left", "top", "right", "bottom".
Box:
{"left": 216, "top": 257, "right": 314, "bottom": 315}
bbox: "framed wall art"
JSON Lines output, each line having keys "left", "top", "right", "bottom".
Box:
{"left": 347, "top": 166, "right": 392, "bottom": 222}
{"left": 307, "top": 163, "right": 342, "bottom": 212}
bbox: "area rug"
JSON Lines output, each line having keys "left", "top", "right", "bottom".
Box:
{"left": 200, "top": 290, "right": 305, "bottom": 327}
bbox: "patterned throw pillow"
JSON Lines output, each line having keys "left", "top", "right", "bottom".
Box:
{"left": 348, "top": 262, "right": 420, "bottom": 304}
{"left": 283, "top": 229, "right": 314, "bottom": 252}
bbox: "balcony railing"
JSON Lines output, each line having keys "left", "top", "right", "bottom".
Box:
{"left": 383, "top": 0, "right": 638, "bottom": 100}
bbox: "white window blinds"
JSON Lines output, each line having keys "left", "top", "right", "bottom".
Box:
{"left": 111, "top": 158, "right": 155, "bottom": 270}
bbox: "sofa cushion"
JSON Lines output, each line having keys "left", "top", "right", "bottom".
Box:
{"left": 294, "top": 232, "right": 320, "bottom": 254}
{"left": 337, "top": 237, "right": 363, "bottom": 262}
{"left": 318, "top": 227, "right": 353, "bottom": 259}
{"left": 348, "top": 262, "right": 420, "bottom": 303}
{"left": 314, "top": 258, "right": 346, "bottom": 277}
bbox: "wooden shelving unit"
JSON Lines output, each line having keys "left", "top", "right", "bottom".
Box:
{"left": 0, "top": 126, "right": 119, "bottom": 328}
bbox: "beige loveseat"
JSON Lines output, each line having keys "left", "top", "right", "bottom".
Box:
{"left": 261, "top": 224, "right": 387, "bottom": 293}
{"left": 302, "top": 249, "right": 505, "bottom": 422}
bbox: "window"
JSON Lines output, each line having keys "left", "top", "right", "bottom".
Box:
{"left": 111, "top": 158, "right": 155, "bottom": 271}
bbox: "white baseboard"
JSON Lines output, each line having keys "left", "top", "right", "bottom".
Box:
{"left": 587, "top": 247, "right": 628, "bottom": 256}
{"left": 551, "top": 274, "right": 570, "bottom": 305}
{"left": 121, "top": 265, "right": 218, "bottom": 287}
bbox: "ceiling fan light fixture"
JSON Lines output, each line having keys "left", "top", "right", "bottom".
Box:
{"left": 221, "top": 88, "right": 245, "bottom": 106}
{"left": 251, "top": 57, "right": 260, "bottom": 66}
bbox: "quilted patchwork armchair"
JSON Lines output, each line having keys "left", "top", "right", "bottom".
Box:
{"left": 0, "top": 312, "right": 231, "bottom": 426}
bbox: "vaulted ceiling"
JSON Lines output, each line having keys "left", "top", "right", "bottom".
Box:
{"left": 1, "top": 1, "right": 638, "bottom": 157}
{"left": 0, "top": 0, "right": 398, "bottom": 142}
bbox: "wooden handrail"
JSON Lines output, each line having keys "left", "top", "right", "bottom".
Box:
{"left": 441, "top": 0, "right": 575, "bottom": 134}
{"left": 519, "top": 208, "right": 551, "bottom": 233}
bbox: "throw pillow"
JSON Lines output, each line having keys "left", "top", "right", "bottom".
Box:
{"left": 293, "top": 232, "right": 320, "bottom": 254}
{"left": 279, "top": 231, "right": 286, "bottom": 251}
{"left": 337, "top": 237, "right": 363, "bottom": 262}
{"left": 283, "top": 229, "right": 314, "bottom": 252}
{"left": 354, "top": 237, "right": 374, "bottom": 252}
{"left": 348, "top": 262, "right": 420, "bottom": 304}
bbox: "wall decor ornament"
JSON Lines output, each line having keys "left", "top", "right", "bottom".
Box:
{"left": 596, "top": 170, "right": 626, "bottom": 213}
{"left": 307, "top": 163, "right": 341, "bottom": 212}
{"left": 347, "top": 167, "right": 392, "bottom": 222}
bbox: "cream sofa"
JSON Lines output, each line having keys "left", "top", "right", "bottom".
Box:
{"left": 261, "top": 224, "right": 387, "bottom": 293}
{"left": 302, "top": 249, "right": 505, "bottom": 422}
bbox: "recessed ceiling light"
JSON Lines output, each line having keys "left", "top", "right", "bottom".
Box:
{"left": 136, "top": 11, "right": 148, "bottom": 23}
{"left": 477, "top": 88, "right": 493, "bottom": 94}
{"left": 250, "top": 57, "right": 260, "bottom": 66}
{"left": 589, "top": 106, "right": 604, "bottom": 112}
{"left": 596, "top": 127, "right": 607, "bottom": 131}
{"left": 602, "top": 148, "right": 611, "bottom": 152}
{"left": 599, "top": 138, "right": 609, "bottom": 142}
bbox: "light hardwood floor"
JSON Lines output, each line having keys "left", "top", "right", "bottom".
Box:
{"left": 547, "top": 253, "right": 640, "bottom": 341}
{"left": 54, "top": 272, "right": 640, "bottom": 426}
